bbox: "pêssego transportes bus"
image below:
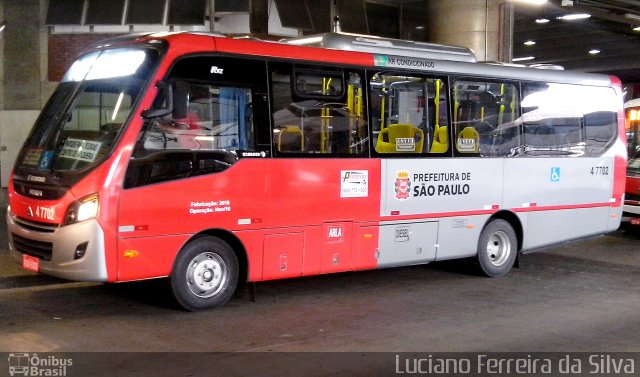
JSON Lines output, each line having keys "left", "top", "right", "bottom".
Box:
{"left": 6, "top": 32, "right": 627, "bottom": 310}
{"left": 623, "top": 98, "right": 640, "bottom": 228}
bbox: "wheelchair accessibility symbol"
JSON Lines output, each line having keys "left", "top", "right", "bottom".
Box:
{"left": 550, "top": 167, "right": 560, "bottom": 182}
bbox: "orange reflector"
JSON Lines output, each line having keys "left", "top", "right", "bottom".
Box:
{"left": 123, "top": 250, "right": 139, "bottom": 258}
{"left": 466, "top": 225, "right": 476, "bottom": 229}
{"left": 363, "top": 234, "right": 373, "bottom": 239}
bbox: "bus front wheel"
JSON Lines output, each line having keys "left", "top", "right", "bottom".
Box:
{"left": 476, "top": 219, "right": 517, "bottom": 277}
{"left": 171, "top": 236, "right": 239, "bottom": 311}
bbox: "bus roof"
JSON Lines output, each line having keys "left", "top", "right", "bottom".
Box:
{"left": 284, "top": 32, "right": 477, "bottom": 63}
{"left": 109, "top": 32, "right": 616, "bottom": 88}
{"left": 625, "top": 98, "right": 640, "bottom": 108}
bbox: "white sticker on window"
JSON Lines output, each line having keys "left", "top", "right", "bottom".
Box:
{"left": 456, "top": 138, "right": 476, "bottom": 153}
{"left": 59, "top": 138, "right": 103, "bottom": 162}
{"left": 395, "top": 138, "right": 416, "bottom": 152}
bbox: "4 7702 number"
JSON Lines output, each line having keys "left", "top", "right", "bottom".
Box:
{"left": 590, "top": 166, "right": 609, "bottom": 175}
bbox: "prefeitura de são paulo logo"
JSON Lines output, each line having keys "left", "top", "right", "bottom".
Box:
{"left": 394, "top": 170, "right": 411, "bottom": 200}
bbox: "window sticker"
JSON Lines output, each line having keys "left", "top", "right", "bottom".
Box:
{"left": 340, "top": 170, "right": 368, "bottom": 198}
{"left": 457, "top": 138, "right": 476, "bottom": 153}
{"left": 59, "top": 138, "right": 103, "bottom": 162}
{"left": 396, "top": 138, "right": 416, "bottom": 152}
{"left": 550, "top": 167, "right": 561, "bottom": 182}
{"left": 22, "top": 148, "right": 43, "bottom": 166}
{"left": 38, "top": 151, "right": 54, "bottom": 170}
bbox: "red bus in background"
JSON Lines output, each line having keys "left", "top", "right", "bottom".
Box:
{"left": 623, "top": 98, "right": 640, "bottom": 228}
{"left": 6, "top": 32, "right": 626, "bottom": 310}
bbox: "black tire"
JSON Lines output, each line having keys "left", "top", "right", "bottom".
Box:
{"left": 171, "top": 236, "right": 239, "bottom": 311}
{"left": 476, "top": 219, "right": 517, "bottom": 277}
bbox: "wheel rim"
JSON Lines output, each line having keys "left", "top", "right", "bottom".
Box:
{"left": 485, "top": 230, "right": 511, "bottom": 267}
{"left": 186, "top": 252, "right": 228, "bottom": 298}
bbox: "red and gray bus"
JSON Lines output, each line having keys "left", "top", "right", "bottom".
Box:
{"left": 623, "top": 98, "right": 640, "bottom": 228}
{"left": 7, "top": 32, "right": 626, "bottom": 310}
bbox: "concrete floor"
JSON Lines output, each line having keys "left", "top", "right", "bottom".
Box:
{"left": 1, "top": 189, "right": 639, "bottom": 375}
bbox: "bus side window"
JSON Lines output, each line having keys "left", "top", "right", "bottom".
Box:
{"left": 452, "top": 79, "right": 520, "bottom": 157}
{"left": 142, "top": 83, "right": 252, "bottom": 151}
{"left": 270, "top": 63, "right": 368, "bottom": 156}
{"left": 127, "top": 56, "right": 266, "bottom": 188}
{"left": 521, "top": 82, "right": 596, "bottom": 157}
{"left": 370, "top": 73, "right": 448, "bottom": 155}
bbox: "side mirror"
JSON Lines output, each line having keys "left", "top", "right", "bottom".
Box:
{"left": 171, "top": 79, "right": 189, "bottom": 120}
{"left": 142, "top": 80, "right": 173, "bottom": 119}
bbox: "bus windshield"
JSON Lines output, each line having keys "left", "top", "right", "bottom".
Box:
{"left": 16, "top": 48, "right": 157, "bottom": 173}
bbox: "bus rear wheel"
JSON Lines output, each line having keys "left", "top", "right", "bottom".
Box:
{"left": 476, "top": 219, "right": 517, "bottom": 277}
{"left": 171, "top": 236, "right": 239, "bottom": 311}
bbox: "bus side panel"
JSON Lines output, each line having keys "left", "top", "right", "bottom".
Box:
{"left": 503, "top": 157, "right": 614, "bottom": 250}
{"left": 264, "top": 159, "right": 381, "bottom": 274}
{"left": 380, "top": 159, "right": 504, "bottom": 218}
{"left": 117, "top": 235, "right": 189, "bottom": 280}
{"left": 116, "top": 159, "right": 268, "bottom": 281}
{"left": 265, "top": 159, "right": 381, "bottom": 225}
{"left": 527, "top": 207, "right": 610, "bottom": 249}
{"left": 262, "top": 232, "right": 304, "bottom": 280}
{"left": 434, "top": 215, "right": 487, "bottom": 261}
{"left": 353, "top": 224, "right": 380, "bottom": 270}
{"left": 380, "top": 158, "right": 503, "bottom": 261}
{"left": 234, "top": 229, "right": 266, "bottom": 282}
{"left": 376, "top": 221, "right": 438, "bottom": 267}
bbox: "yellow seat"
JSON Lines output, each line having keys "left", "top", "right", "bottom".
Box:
{"left": 430, "top": 125, "right": 448, "bottom": 153}
{"left": 277, "top": 126, "right": 304, "bottom": 152}
{"left": 376, "top": 123, "right": 424, "bottom": 153}
{"left": 456, "top": 126, "right": 479, "bottom": 153}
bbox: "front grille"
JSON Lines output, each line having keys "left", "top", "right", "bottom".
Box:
{"left": 11, "top": 233, "right": 53, "bottom": 261}
{"left": 14, "top": 216, "right": 59, "bottom": 233}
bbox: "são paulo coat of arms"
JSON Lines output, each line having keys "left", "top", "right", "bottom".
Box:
{"left": 394, "top": 170, "right": 411, "bottom": 200}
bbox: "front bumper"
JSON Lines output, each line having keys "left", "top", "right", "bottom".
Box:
{"left": 7, "top": 210, "right": 108, "bottom": 282}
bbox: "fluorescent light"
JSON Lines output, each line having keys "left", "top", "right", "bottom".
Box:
{"left": 513, "top": 56, "right": 535, "bottom": 62}
{"left": 588, "top": 49, "right": 600, "bottom": 55}
{"left": 524, "top": 40, "right": 536, "bottom": 46}
{"left": 111, "top": 92, "right": 124, "bottom": 121}
{"left": 558, "top": 13, "right": 591, "bottom": 20}
{"left": 536, "top": 18, "right": 550, "bottom": 23}
{"left": 624, "top": 13, "right": 640, "bottom": 21}
{"left": 513, "top": 0, "right": 548, "bottom": 4}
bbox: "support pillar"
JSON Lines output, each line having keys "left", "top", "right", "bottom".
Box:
{"left": 426, "top": 0, "right": 513, "bottom": 63}
{"left": 250, "top": 0, "right": 269, "bottom": 35}
{"left": 3, "top": 0, "right": 42, "bottom": 110}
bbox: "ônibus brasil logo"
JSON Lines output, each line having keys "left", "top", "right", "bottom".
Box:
{"left": 394, "top": 170, "right": 411, "bottom": 200}
{"left": 7, "top": 353, "right": 73, "bottom": 376}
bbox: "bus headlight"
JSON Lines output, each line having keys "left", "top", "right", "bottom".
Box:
{"left": 64, "top": 193, "right": 99, "bottom": 225}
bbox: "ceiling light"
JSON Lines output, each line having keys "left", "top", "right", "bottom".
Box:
{"left": 536, "top": 18, "right": 550, "bottom": 23}
{"left": 513, "top": 0, "right": 548, "bottom": 4}
{"left": 588, "top": 49, "right": 600, "bottom": 55}
{"left": 513, "top": 56, "right": 535, "bottom": 62}
{"left": 624, "top": 13, "right": 640, "bottom": 21}
{"left": 524, "top": 40, "right": 536, "bottom": 46}
{"left": 558, "top": 13, "right": 591, "bottom": 20}
{"left": 634, "top": 26, "right": 640, "bottom": 31}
